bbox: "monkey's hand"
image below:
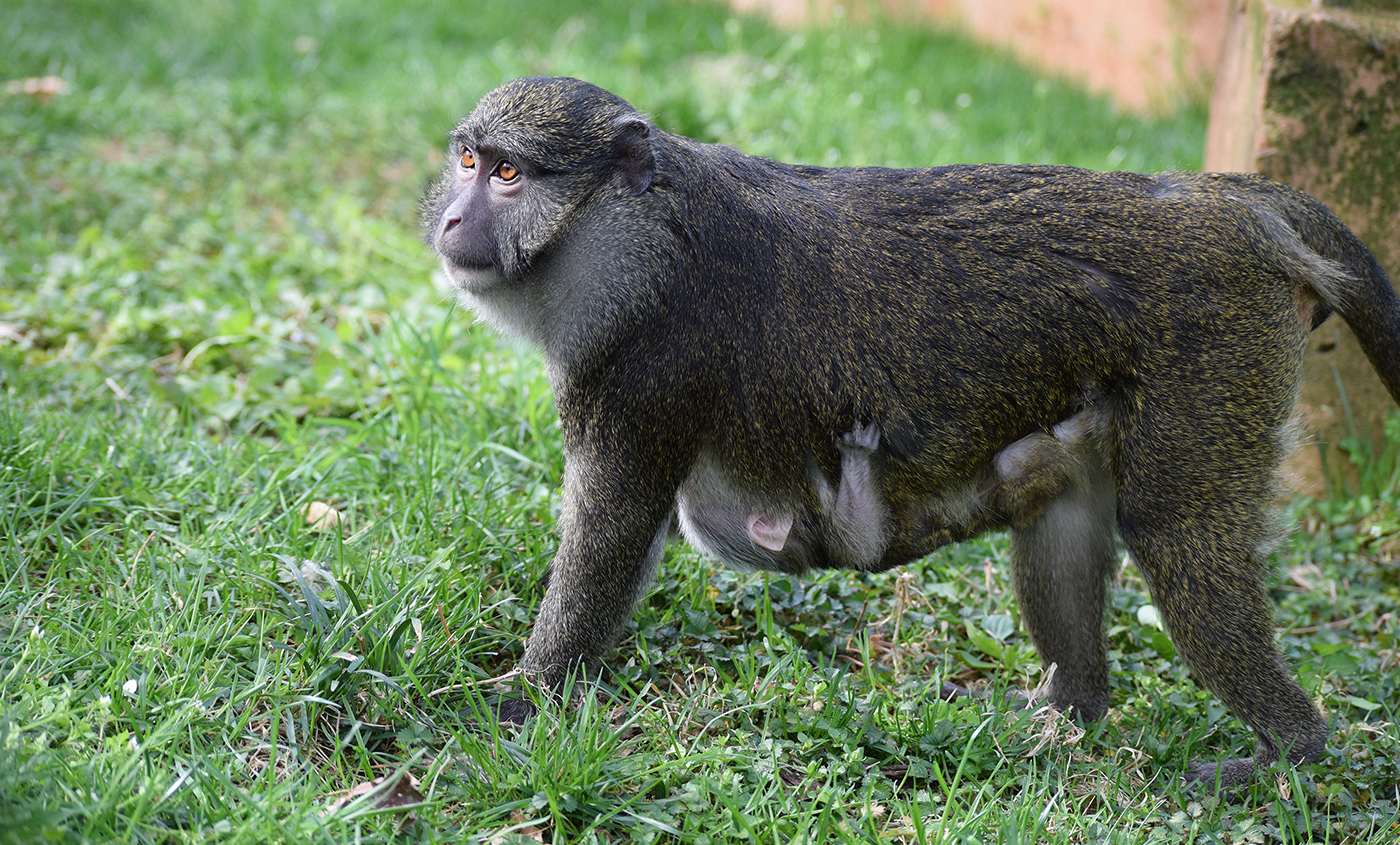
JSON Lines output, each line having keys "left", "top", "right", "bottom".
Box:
{"left": 1182, "top": 758, "right": 1262, "bottom": 796}
{"left": 492, "top": 698, "right": 538, "bottom": 726}
{"left": 991, "top": 432, "right": 1077, "bottom": 531}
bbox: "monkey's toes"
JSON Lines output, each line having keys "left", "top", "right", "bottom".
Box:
{"left": 938, "top": 680, "right": 1037, "bottom": 711}
{"left": 839, "top": 422, "right": 881, "bottom": 452}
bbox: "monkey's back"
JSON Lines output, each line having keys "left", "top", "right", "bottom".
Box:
{"left": 652, "top": 147, "right": 1313, "bottom": 495}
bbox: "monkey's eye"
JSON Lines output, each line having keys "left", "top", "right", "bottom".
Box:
{"left": 495, "top": 161, "right": 519, "bottom": 182}
{"left": 460, "top": 148, "right": 476, "bottom": 170}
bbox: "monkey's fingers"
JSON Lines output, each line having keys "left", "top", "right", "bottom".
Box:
{"left": 1182, "top": 759, "right": 1256, "bottom": 798}
{"left": 939, "top": 680, "right": 975, "bottom": 701}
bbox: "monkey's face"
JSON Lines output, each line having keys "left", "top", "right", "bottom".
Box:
{"left": 424, "top": 77, "right": 653, "bottom": 292}
{"left": 427, "top": 133, "right": 571, "bottom": 290}
{"left": 429, "top": 140, "right": 526, "bottom": 291}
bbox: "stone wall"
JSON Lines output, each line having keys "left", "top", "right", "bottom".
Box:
{"left": 729, "top": 0, "right": 1229, "bottom": 111}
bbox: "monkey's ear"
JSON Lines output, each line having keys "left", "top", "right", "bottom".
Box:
{"left": 613, "top": 116, "right": 655, "bottom": 196}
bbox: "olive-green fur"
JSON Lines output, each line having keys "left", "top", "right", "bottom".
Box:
{"left": 423, "top": 77, "right": 1400, "bottom": 791}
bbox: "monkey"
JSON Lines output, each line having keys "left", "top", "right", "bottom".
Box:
{"left": 681, "top": 421, "right": 895, "bottom": 573}
{"left": 812, "top": 422, "right": 891, "bottom": 565}
{"left": 422, "top": 76, "right": 1400, "bottom": 792}
{"left": 686, "top": 399, "right": 1113, "bottom": 709}
{"left": 691, "top": 405, "right": 1106, "bottom": 574}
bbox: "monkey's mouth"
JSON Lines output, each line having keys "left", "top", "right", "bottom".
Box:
{"left": 441, "top": 259, "right": 508, "bottom": 294}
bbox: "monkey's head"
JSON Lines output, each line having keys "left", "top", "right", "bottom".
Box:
{"left": 422, "top": 77, "right": 657, "bottom": 289}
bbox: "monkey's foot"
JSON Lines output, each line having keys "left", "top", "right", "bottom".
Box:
{"left": 839, "top": 422, "right": 881, "bottom": 453}
{"left": 1182, "top": 758, "right": 1260, "bottom": 798}
{"left": 938, "top": 680, "right": 1035, "bottom": 710}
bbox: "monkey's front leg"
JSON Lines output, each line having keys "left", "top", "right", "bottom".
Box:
{"left": 506, "top": 446, "right": 678, "bottom": 721}
{"left": 522, "top": 518, "right": 670, "bottom": 690}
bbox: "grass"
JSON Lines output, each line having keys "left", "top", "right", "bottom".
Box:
{"left": 2, "top": 0, "right": 1398, "bottom": 842}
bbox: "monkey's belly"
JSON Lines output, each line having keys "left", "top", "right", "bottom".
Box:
{"left": 674, "top": 455, "right": 817, "bottom": 574}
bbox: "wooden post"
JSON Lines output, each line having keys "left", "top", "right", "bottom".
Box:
{"left": 1207, "top": 0, "right": 1400, "bottom": 495}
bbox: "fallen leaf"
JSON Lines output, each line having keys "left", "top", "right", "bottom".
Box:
{"left": 5, "top": 76, "right": 72, "bottom": 102}
{"left": 324, "top": 772, "right": 424, "bottom": 828}
{"left": 303, "top": 501, "right": 344, "bottom": 532}
{"left": 487, "top": 810, "right": 547, "bottom": 843}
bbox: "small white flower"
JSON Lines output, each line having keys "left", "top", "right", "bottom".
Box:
{"left": 1137, "top": 604, "right": 1162, "bottom": 630}
{"left": 122, "top": 679, "right": 138, "bottom": 697}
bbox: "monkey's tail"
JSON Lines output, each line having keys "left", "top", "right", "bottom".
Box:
{"left": 1244, "top": 180, "right": 1400, "bottom": 406}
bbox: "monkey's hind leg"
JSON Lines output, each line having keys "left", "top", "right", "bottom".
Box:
{"left": 1127, "top": 528, "right": 1327, "bottom": 789}
{"left": 830, "top": 422, "right": 889, "bottom": 567}
{"left": 1006, "top": 439, "right": 1118, "bottom": 721}
{"left": 1116, "top": 402, "right": 1327, "bottom": 791}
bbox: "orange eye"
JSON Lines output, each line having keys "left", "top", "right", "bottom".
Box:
{"left": 497, "top": 161, "right": 519, "bottom": 181}
{"left": 460, "top": 147, "right": 476, "bottom": 169}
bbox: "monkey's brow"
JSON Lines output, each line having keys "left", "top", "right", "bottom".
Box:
{"left": 449, "top": 136, "right": 516, "bottom": 162}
